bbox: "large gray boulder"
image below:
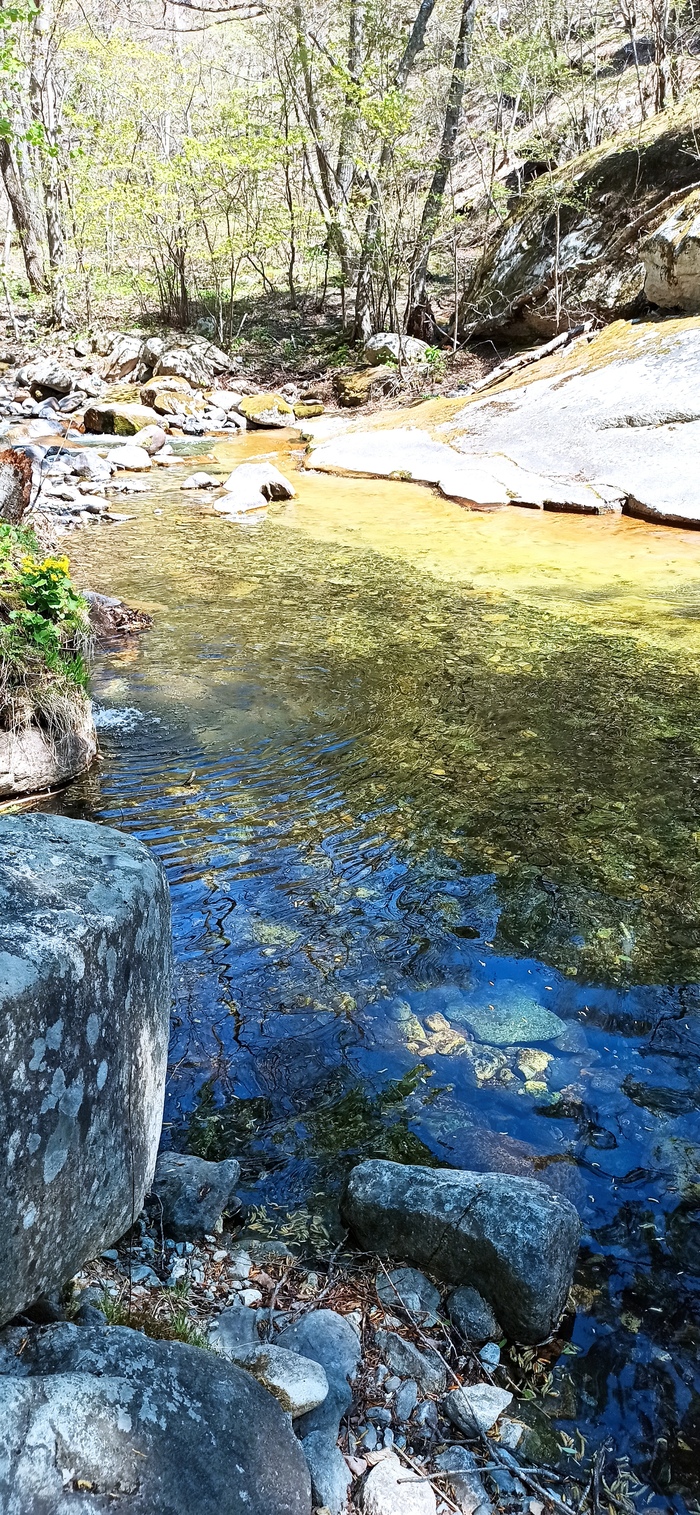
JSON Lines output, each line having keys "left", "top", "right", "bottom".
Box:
{"left": 641, "top": 188, "right": 700, "bottom": 311}
{"left": 0, "top": 815, "right": 172, "bottom": 1325}
{"left": 342, "top": 1160, "right": 581, "bottom": 1343}
{"left": 0, "top": 1321, "right": 312, "bottom": 1514}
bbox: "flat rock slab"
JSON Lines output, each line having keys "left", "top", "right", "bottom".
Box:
{"left": 309, "top": 427, "right": 460, "bottom": 483}
{"left": 343, "top": 1160, "right": 581, "bottom": 1343}
{"left": 0, "top": 1322, "right": 312, "bottom": 1514}
{"left": 444, "top": 317, "right": 700, "bottom": 527}
{"left": 0, "top": 815, "right": 172, "bottom": 1325}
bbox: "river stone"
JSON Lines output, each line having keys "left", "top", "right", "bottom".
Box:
{"left": 434, "top": 1448, "right": 492, "bottom": 1515}
{"left": 28, "top": 359, "right": 74, "bottom": 398}
{"left": 209, "top": 1304, "right": 260, "bottom": 1355}
{"left": 222, "top": 461, "right": 296, "bottom": 501}
{"left": 140, "top": 375, "right": 192, "bottom": 406}
{"left": 0, "top": 703, "right": 97, "bottom": 799}
{"left": 0, "top": 815, "right": 171, "bottom": 1325}
{"left": 376, "top": 1266, "right": 441, "bottom": 1318}
{"left": 131, "top": 424, "right": 167, "bottom": 455}
{"left": 394, "top": 1378, "right": 418, "bottom": 1423}
{"left": 375, "top": 1331, "right": 446, "bottom": 1395}
{"left": 343, "top": 1160, "right": 581, "bottom": 1343}
{"left": 239, "top": 392, "right": 294, "bottom": 426}
{"left": 362, "top": 1451, "right": 436, "bottom": 1515}
{"left": 84, "top": 401, "right": 160, "bottom": 435}
{"left": 447, "top": 1287, "right": 501, "bottom": 1344}
{"left": 182, "top": 471, "right": 219, "bottom": 489}
{"left": 107, "top": 443, "right": 151, "bottom": 471}
{"left": 219, "top": 1342, "right": 329, "bottom": 1417}
{"left": 444, "top": 1383, "right": 513, "bottom": 1437}
{"left": 0, "top": 1322, "right": 312, "bottom": 1514}
{"left": 450, "top": 987, "right": 564, "bottom": 1046}
{"left": 150, "top": 1151, "right": 241, "bottom": 1240}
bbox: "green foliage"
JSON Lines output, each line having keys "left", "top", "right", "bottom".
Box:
{"left": 0, "top": 526, "right": 90, "bottom": 731}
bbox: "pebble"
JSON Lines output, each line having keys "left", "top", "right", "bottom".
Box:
{"left": 239, "top": 1287, "right": 263, "bottom": 1307}
{"left": 444, "top": 1383, "right": 513, "bottom": 1437}
{"left": 479, "top": 1342, "right": 501, "bottom": 1367}
{"left": 394, "top": 1379, "right": 418, "bottom": 1423}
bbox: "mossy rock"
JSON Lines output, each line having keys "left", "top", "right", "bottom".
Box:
{"left": 84, "top": 401, "right": 160, "bottom": 436}
{"left": 141, "top": 377, "right": 192, "bottom": 409}
{"left": 334, "top": 366, "right": 396, "bottom": 407}
{"left": 293, "top": 401, "right": 324, "bottom": 419}
{"left": 239, "top": 394, "right": 294, "bottom": 428}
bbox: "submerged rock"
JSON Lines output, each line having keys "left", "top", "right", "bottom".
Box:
{"left": 0, "top": 1322, "right": 312, "bottom": 1514}
{"left": 150, "top": 1151, "right": 240, "bottom": 1240}
{"left": 343, "top": 1160, "right": 581, "bottom": 1343}
{"left": 0, "top": 815, "right": 171, "bottom": 1325}
{"left": 450, "top": 987, "right": 564, "bottom": 1045}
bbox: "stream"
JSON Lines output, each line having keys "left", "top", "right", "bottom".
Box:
{"left": 49, "top": 427, "right": 700, "bottom": 1508}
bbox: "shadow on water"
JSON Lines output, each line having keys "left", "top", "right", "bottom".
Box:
{"left": 48, "top": 441, "right": 700, "bottom": 1508}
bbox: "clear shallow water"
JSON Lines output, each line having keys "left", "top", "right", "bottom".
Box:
{"left": 49, "top": 432, "right": 700, "bottom": 1507}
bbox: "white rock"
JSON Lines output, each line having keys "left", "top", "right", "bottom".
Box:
{"left": 106, "top": 445, "right": 151, "bottom": 471}
{"left": 239, "top": 1287, "right": 263, "bottom": 1307}
{"left": 218, "top": 1342, "right": 329, "bottom": 1417}
{"left": 362, "top": 1450, "right": 436, "bottom": 1515}
{"left": 181, "top": 472, "right": 219, "bottom": 490}
{"left": 222, "top": 462, "right": 295, "bottom": 501}
{"left": 131, "top": 424, "right": 167, "bottom": 456}
{"left": 642, "top": 189, "right": 700, "bottom": 310}
{"left": 364, "top": 333, "right": 430, "bottom": 367}
{"left": 437, "top": 466, "right": 510, "bottom": 508}
{"left": 444, "top": 1383, "right": 512, "bottom": 1437}
{"left": 209, "top": 389, "right": 244, "bottom": 411}
{"left": 309, "top": 427, "right": 459, "bottom": 483}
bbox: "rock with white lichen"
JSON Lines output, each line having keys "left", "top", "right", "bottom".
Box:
{"left": 0, "top": 815, "right": 171, "bottom": 1326}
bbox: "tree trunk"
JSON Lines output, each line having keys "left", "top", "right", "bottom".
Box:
{"left": 0, "top": 139, "right": 47, "bottom": 294}
{"left": 292, "top": 1, "right": 353, "bottom": 286}
{"left": 335, "top": 0, "right": 364, "bottom": 205}
{"left": 406, "top": 0, "right": 476, "bottom": 337}
{"left": 353, "top": 0, "right": 438, "bottom": 341}
{"left": 29, "top": 0, "right": 70, "bottom": 326}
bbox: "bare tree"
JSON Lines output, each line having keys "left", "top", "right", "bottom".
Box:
{"left": 29, "top": 0, "right": 69, "bottom": 325}
{"left": 353, "top": 0, "right": 438, "bottom": 340}
{"left": 0, "top": 138, "right": 46, "bottom": 294}
{"left": 406, "top": 0, "right": 477, "bottom": 340}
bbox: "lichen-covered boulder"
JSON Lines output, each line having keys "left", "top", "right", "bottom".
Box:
{"left": 83, "top": 401, "right": 160, "bottom": 435}
{"left": 0, "top": 1322, "right": 312, "bottom": 1514}
{"left": 239, "top": 392, "right": 295, "bottom": 427}
{"left": 343, "top": 1159, "right": 581, "bottom": 1343}
{"left": 0, "top": 815, "right": 172, "bottom": 1325}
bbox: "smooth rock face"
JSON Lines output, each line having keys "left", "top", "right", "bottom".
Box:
{"left": 443, "top": 317, "right": 700, "bottom": 528}
{"left": 310, "top": 427, "right": 458, "bottom": 483}
{"left": 447, "top": 1287, "right": 501, "bottom": 1344}
{"left": 0, "top": 815, "right": 171, "bottom": 1325}
{"left": 150, "top": 1151, "right": 241, "bottom": 1240}
{"left": 375, "top": 1331, "right": 446, "bottom": 1395}
{"left": 222, "top": 461, "right": 296, "bottom": 501}
{"left": 343, "top": 1161, "right": 581, "bottom": 1343}
{"left": 642, "top": 189, "right": 700, "bottom": 310}
{"left": 107, "top": 444, "right": 151, "bottom": 471}
{"left": 0, "top": 704, "right": 97, "bottom": 799}
{"left": 362, "top": 1451, "right": 436, "bottom": 1515}
{"left": 0, "top": 1322, "right": 312, "bottom": 1514}
{"left": 444, "top": 1383, "right": 513, "bottom": 1437}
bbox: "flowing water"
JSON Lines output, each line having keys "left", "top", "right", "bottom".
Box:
{"left": 49, "top": 428, "right": 700, "bottom": 1507}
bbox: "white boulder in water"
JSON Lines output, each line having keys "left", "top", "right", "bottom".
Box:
{"left": 106, "top": 444, "right": 151, "bottom": 470}
{"left": 222, "top": 461, "right": 295, "bottom": 501}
